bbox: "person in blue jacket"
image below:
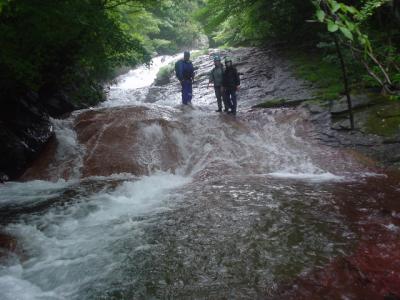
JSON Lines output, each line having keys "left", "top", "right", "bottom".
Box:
{"left": 175, "top": 51, "right": 195, "bottom": 105}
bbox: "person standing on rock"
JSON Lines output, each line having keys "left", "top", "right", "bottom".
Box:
{"left": 208, "top": 55, "right": 228, "bottom": 112}
{"left": 175, "top": 51, "right": 195, "bottom": 105}
{"left": 222, "top": 57, "right": 240, "bottom": 115}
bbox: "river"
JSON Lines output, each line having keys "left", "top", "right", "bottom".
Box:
{"left": 1, "top": 48, "right": 399, "bottom": 299}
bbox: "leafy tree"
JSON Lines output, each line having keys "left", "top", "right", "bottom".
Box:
{"left": 0, "top": 0, "right": 204, "bottom": 108}
{"left": 148, "top": 0, "right": 205, "bottom": 54}
{"left": 196, "top": 0, "right": 316, "bottom": 47}
{"left": 0, "top": 0, "right": 151, "bottom": 106}
{"left": 313, "top": 0, "right": 398, "bottom": 94}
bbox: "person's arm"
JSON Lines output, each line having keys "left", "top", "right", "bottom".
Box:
{"left": 175, "top": 61, "right": 183, "bottom": 82}
{"left": 208, "top": 69, "right": 214, "bottom": 88}
{"left": 235, "top": 68, "right": 241, "bottom": 90}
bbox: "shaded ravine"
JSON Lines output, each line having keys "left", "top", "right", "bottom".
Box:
{"left": 0, "top": 48, "right": 399, "bottom": 299}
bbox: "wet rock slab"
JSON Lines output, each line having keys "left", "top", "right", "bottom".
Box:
{"left": 0, "top": 233, "right": 17, "bottom": 254}
{"left": 74, "top": 106, "right": 183, "bottom": 178}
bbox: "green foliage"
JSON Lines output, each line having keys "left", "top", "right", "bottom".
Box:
{"left": 147, "top": 0, "right": 205, "bottom": 54}
{"left": 365, "top": 102, "right": 400, "bottom": 136}
{"left": 196, "top": 0, "right": 315, "bottom": 46}
{"left": 313, "top": 0, "right": 373, "bottom": 50}
{"left": 197, "top": 0, "right": 399, "bottom": 97}
{"left": 255, "top": 99, "right": 301, "bottom": 109}
{"left": 117, "top": 0, "right": 205, "bottom": 55}
{"left": 313, "top": 0, "right": 399, "bottom": 94}
{"left": 0, "top": 0, "right": 205, "bottom": 107}
{"left": 287, "top": 50, "right": 344, "bottom": 101}
{"left": 0, "top": 0, "right": 150, "bottom": 103}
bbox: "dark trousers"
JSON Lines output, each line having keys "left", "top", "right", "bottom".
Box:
{"left": 214, "top": 86, "right": 228, "bottom": 110}
{"left": 181, "top": 80, "right": 193, "bottom": 105}
{"left": 225, "top": 89, "right": 237, "bottom": 114}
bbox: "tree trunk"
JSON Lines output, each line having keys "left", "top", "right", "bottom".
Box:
{"left": 334, "top": 35, "right": 354, "bottom": 130}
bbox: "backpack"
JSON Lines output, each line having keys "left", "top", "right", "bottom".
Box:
{"left": 175, "top": 60, "right": 181, "bottom": 80}
{"left": 175, "top": 59, "right": 193, "bottom": 81}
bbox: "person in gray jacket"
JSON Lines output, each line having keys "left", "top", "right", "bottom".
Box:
{"left": 208, "top": 55, "right": 228, "bottom": 112}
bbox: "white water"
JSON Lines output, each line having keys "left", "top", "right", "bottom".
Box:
{"left": 104, "top": 54, "right": 181, "bottom": 108}
{"left": 0, "top": 173, "right": 190, "bottom": 300}
{"left": 0, "top": 52, "right": 376, "bottom": 299}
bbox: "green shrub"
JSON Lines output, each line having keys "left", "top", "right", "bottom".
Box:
{"left": 155, "top": 62, "right": 176, "bottom": 85}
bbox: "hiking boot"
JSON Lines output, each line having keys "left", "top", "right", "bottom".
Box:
{"left": 215, "top": 109, "right": 222, "bottom": 112}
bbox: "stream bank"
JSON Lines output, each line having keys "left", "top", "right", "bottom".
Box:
{"left": 255, "top": 48, "right": 400, "bottom": 171}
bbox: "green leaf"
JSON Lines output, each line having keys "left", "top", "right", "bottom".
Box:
{"left": 345, "top": 20, "right": 355, "bottom": 31}
{"left": 327, "top": 20, "right": 339, "bottom": 32}
{"left": 316, "top": 9, "right": 325, "bottom": 22}
{"left": 345, "top": 6, "right": 358, "bottom": 15}
{"left": 339, "top": 27, "right": 353, "bottom": 40}
{"left": 331, "top": 1, "right": 341, "bottom": 13}
{"left": 358, "top": 35, "right": 366, "bottom": 45}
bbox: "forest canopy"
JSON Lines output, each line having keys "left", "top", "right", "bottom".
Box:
{"left": 0, "top": 0, "right": 204, "bottom": 105}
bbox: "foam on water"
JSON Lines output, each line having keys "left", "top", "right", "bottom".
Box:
{"left": 0, "top": 172, "right": 191, "bottom": 300}
{"left": 114, "top": 55, "right": 180, "bottom": 90}
{"left": 267, "top": 171, "right": 345, "bottom": 182}
{"left": 47, "top": 117, "right": 85, "bottom": 180}
{"left": 0, "top": 180, "right": 73, "bottom": 206}
{"left": 104, "top": 54, "right": 181, "bottom": 108}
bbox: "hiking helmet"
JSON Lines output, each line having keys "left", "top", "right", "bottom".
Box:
{"left": 224, "top": 56, "right": 233, "bottom": 63}
{"left": 213, "top": 55, "right": 221, "bottom": 62}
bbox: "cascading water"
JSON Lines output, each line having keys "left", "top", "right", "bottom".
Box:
{"left": 1, "top": 48, "right": 399, "bottom": 299}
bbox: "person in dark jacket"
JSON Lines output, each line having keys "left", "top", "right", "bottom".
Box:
{"left": 222, "top": 57, "right": 240, "bottom": 115}
{"left": 175, "top": 51, "right": 195, "bottom": 105}
{"left": 208, "top": 55, "right": 228, "bottom": 112}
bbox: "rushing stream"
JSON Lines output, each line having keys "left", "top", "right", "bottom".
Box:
{"left": 1, "top": 48, "right": 399, "bottom": 299}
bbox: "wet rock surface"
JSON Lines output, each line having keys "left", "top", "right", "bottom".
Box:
{"left": 75, "top": 106, "right": 184, "bottom": 178}
{"left": 260, "top": 91, "right": 400, "bottom": 170}
{"left": 0, "top": 88, "right": 92, "bottom": 181}
{"left": 276, "top": 173, "right": 400, "bottom": 300}
{"left": 0, "top": 233, "right": 17, "bottom": 254}
{"left": 0, "top": 93, "right": 53, "bottom": 180}
{"left": 299, "top": 95, "right": 400, "bottom": 170}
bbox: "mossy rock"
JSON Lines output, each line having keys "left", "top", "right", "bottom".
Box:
{"left": 255, "top": 98, "right": 311, "bottom": 109}
{"left": 255, "top": 99, "right": 287, "bottom": 108}
{"left": 364, "top": 102, "right": 400, "bottom": 137}
{"left": 330, "top": 93, "right": 385, "bottom": 115}
{"left": 155, "top": 62, "right": 175, "bottom": 86}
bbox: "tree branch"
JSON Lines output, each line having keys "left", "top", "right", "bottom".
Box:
{"left": 347, "top": 42, "right": 393, "bottom": 87}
